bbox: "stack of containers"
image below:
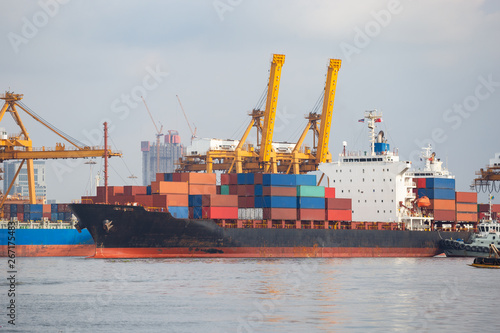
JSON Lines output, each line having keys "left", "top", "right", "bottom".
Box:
{"left": 325, "top": 191, "right": 352, "bottom": 222}
{"left": 296, "top": 177, "right": 325, "bottom": 221}
{"left": 24, "top": 204, "right": 43, "bottom": 221}
{"left": 418, "top": 178, "right": 456, "bottom": 222}
{"left": 201, "top": 193, "right": 238, "bottom": 219}
{"left": 255, "top": 174, "right": 301, "bottom": 220}
{"left": 455, "top": 192, "right": 478, "bottom": 223}
{"left": 478, "top": 204, "right": 500, "bottom": 220}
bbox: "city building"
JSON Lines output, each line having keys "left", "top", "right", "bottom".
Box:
{"left": 2, "top": 160, "right": 47, "bottom": 198}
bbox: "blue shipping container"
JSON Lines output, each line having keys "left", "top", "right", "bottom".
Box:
{"left": 30, "top": 204, "right": 43, "bottom": 213}
{"left": 237, "top": 173, "right": 255, "bottom": 185}
{"left": 51, "top": 204, "right": 58, "bottom": 213}
{"left": 297, "top": 197, "right": 325, "bottom": 209}
{"left": 51, "top": 213, "right": 59, "bottom": 221}
{"left": 425, "top": 178, "right": 455, "bottom": 189}
{"left": 418, "top": 188, "right": 455, "bottom": 200}
{"left": 193, "top": 206, "right": 202, "bottom": 219}
{"left": 169, "top": 206, "right": 189, "bottom": 219}
{"left": 295, "top": 174, "right": 316, "bottom": 186}
{"left": 189, "top": 195, "right": 203, "bottom": 207}
{"left": 10, "top": 204, "right": 17, "bottom": 213}
{"left": 64, "top": 212, "right": 72, "bottom": 221}
{"left": 255, "top": 196, "right": 297, "bottom": 208}
{"left": 147, "top": 185, "right": 152, "bottom": 195}
{"left": 164, "top": 173, "right": 173, "bottom": 181}
{"left": 58, "top": 212, "right": 65, "bottom": 221}
{"left": 254, "top": 184, "right": 263, "bottom": 196}
{"left": 262, "top": 174, "right": 296, "bottom": 187}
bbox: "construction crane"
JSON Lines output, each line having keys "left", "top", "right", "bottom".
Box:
{"left": 278, "top": 58, "right": 342, "bottom": 174}
{"left": 0, "top": 92, "right": 121, "bottom": 207}
{"left": 177, "top": 54, "right": 285, "bottom": 174}
{"left": 176, "top": 95, "right": 197, "bottom": 143}
{"left": 141, "top": 96, "right": 164, "bottom": 174}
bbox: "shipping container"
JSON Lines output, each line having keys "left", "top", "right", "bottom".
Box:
{"left": 124, "top": 186, "right": 148, "bottom": 196}
{"left": 425, "top": 178, "right": 455, "bottom": 189}
{"left": 228, "top": 173, "right": 238, "bottom": 185}
{"left": 456, "top": 212, "right": 477, "bottom": 222}
{"left": 51, "top": 212, "right": 58, "bottom": 221}
{"left": 295, "top": 174, "right": 316, "bottom": 186}
{"left": 418, "top": 188, "right": 455, "bottom": 200}
{"left": 238, "top": 208, "right": 263, "bottom": 220}
{"left": 455, "top": 192, "right": 477, "bottom": 203}
{"left": 202, "top": 206, "right": 238, "bottom": 219}
{"left": 134, "top": 195, "right": 154, "bottom": 208}
{"left": 326, "top": 209, "right": 352, "bottom": 221}
{"left": 262, "top": 174, "right": 296, "bottom": 187}
{"left": 192, "top": 206, "right": 202, "bottom": 219}
{"left": 263, "top": 208, "right": 296, "bottom": 220}
{"left": 189, "top": 195, "right": 203, "bottom": 207}
{"left": 433, "top": 210, "right": 456, "bottom": 221}
{"left": 202, "top": 194, "right": 238, "bottom": 207}
{"left": 57, "top": 204, "right": 70, "bottom": 212}
{"left": 238, "top": 196, "right": 255, "bottom": 208}
{"left": 152, "top": 194, "right": 189, "bottom": 208}
{"left": 151, "top": 181, "right": 189, "bottom": 195}
{"left": 415, "top": 178, "right": 427, "bottom": 188}
{"left": 254, "top": 173, "right": 263, "bottom": 185}
{"left": 43, "top": 204, "right": 51, "bottom": 213}
{"left": 324, "top": 187, "right": 335, "bottom": 199}
{"left": 262, "top": 186, "right": 297, "bottom": 197}
{"left": 221, "top": 173, "right": 230, "bottom": 185}
{"left": 456, "top": 203, "right": 477, "bottom": 213}
{"left": 220, "top": 185, "right": 230, "bottom": 195}
{"left": 325, "top": 198, "right": 352, "bottom": 210}
{"left": 17, "top": 204, "right": 24, "bottom": 213}
{"left": 237, "top": 173, "right": 255, "bottom": 185}
{"left": 297, "top": 197, "right": 325, "bottom": 209}
{"left": 174, "top": 173, "right": 216, "bottom": 185}
{"left": 296, "top": 185, "right": 325, "bottom": 198}
{"left": 188, "top": 184, "right": 217, "bottom": 195}
{"left": 237, "top": 185, "right": 255, "bottom": 197}
{"left": 147, "top": 185, "right": 152, "bottom": 195}
{"left": 168, "top": 206, "right": 189, "bottom": 219}
{"left": 429, "top": 199, "right": 455, "bottom": 211}
{"left": 297, "top": 208, "right": 325, "bottom": 221}
{"left": 255, "top": 196, "right": 297, "bottom": 209}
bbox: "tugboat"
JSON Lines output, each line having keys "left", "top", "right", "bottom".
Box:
{"left": 440, "top": 198, "right": 500, "bottom": 257}
{"left": 470, "top": 244, "right": 500, "bottom": 269}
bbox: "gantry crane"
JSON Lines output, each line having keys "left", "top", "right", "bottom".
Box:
{"left": 177, "top": 54, "right": 285, "bottom": 173}
{"left": 277, "top": 58, "right": 341, "bottom": 174}
{"left": 0, "top": 92, "right": 121, "bottom": 208}
{"left": 141, "top": 96, "right": 164, "bottom": 174}
{"left": 473, "top": 162, "right": 500, "bottom": 193}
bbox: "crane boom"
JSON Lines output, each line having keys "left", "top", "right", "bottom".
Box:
{"left": 316, "top": 59, "right": 341, "bottom": 164}
{"left": 176, "top": 95, "right": 196, "bottom": 139}
{"left": 260, "top": 54, "right": 285, "bottom": 171}
{"left": 141, "top": 97, "right": 161, "bottom": 134}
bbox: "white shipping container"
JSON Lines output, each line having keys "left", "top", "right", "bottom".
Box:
{"left": 187, "top": 138, "right": 239, "bottom": 156}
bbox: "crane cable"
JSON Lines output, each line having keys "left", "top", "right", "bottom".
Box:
{"left": 16, "top": 101, "right": 87, "bottom": 147}
{"left": 109, "top": 136, "right": 138, "bottom": 185}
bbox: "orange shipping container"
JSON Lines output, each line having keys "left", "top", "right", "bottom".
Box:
{"left": 152, "top": 194, "right": 189, "bottom": 208}
{"left": 456, "top": 212, "right": 477, "bottom": 222}
{"left": 326, "top": 209, "right": 352, "bottom": 221}
{"left": 455, "top": 192, "right": 477, "bottom": 203}
{"left": 298, "top": 209, "right": 325, "bottom": 221}
{"left": 202, "top": 194, "right": 238, "bottom": 207}
{"left": 43, "top": 204, "right": 51, "bottom": 213}
{"left": 456, "top": 203, "right": 477, "bottom": 213}
{"left": 188, "top": 184, "right": 217, "bottom": 195}
{"left": 429, "top": 199, "right": 455, "bottom": 211}
{"left": 175, "top": 173, "right": 217, "bottom": 185}
{"left": 151, "top": 181, "right": 189, "bottom": 195}
{"left": 135, "top": 195, "right": 154, "bottom": 208}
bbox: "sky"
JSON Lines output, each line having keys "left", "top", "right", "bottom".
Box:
{"left": 0, "top": 0, "right": 499, "bottom": 203}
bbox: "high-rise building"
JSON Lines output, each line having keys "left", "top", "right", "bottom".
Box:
{"left": 2, "top": 160, "right": 47, "bottom": 198}
{"left": 141, "top": 131, "right": 184, "bottom": 186}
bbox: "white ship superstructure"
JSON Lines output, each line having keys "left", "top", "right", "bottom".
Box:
{"left": 319, "top": 111, "right": 415, "bottom": 223}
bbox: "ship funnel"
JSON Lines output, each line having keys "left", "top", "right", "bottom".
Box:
{"left": 376, "top": 130, "right": 385, "bottom": 143}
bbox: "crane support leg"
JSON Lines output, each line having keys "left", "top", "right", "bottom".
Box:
{"left": 26, "top": 157, "right": 36, "bottom": 204}
{"left": 0, "top": 160, "right": 26, "bottom": 216}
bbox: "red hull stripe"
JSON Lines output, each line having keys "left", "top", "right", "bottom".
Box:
{"left": 0, "top": 245, "right": 95, "bottom": 257}
{"left": 93, "top": 247, "right": 441, "bottom": 259}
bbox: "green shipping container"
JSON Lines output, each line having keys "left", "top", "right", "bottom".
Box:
{"left": 296, "top": 185, "right": 325, "bottom": 197}
{"left": 221, "top": 185, "right": 230, "bottom": 195}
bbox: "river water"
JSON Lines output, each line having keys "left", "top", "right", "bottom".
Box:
{"left": 1, "top": 257, "right": 498, "bottom": 332}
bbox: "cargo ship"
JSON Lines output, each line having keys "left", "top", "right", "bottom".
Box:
{"left": 70, "top": 110, "right": 481, "bottom": 258}
{"left": 0, "top": 203, "right": 95, "bottom": 257}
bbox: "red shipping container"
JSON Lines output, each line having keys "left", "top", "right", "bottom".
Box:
{"left": 455, "top": 192, "right": 477, "bottom": 203}
{"left": 456, "top": 203, "right": 477, "bottom": 213}
{"left": 254, "top": 173, "right": 263, "bottom": 185}
{"left": 174, "top": 173, "right": 216, "bottom": 185}
{"left": 17, "top": 204, "right": 24, "bottom": 213}
{"left": 43, "top": 212, "right": 51, "bottom": 219}
{"left": 262, "top": 186, "right": 296, "bottom": 197}
{"left": 188, "top": 184, "right": 217, "bottom": 195}
{"left": 327, "top": 210, "right": 352, "bottom": 221}
{"left": 202, "top": 206, "right": 238, "bottom": 219}
{"left": 153, "top": 194, "right": 189, "bottom": 208}
{"left": 493, "top": 204, "right": 500, "bottom": 213}
{"left": 135, "top": 195, "right": 154, "bottom": 208}
{"left": 124, "top": 186, "right": 148, "bottom": 196}
{"left": 17, "top": 213, "right": 24, "bottom": 220}
{"left": 113, "top": 195, "right": 136, "bottom": 205}
{"left": 152, "top": 181, "right": 189, "bottom": 195}
{"left": 433, "top": 210, "right": 456, "bottom": 221}
{"left": 416, "top": 178, "right": 426, "bottom": 188}
{"left": 221, "top": 174, "right": 230, "bottom": 185}
{"left": 216, "top": 185, "right": 221, "bottom": 195}
{"left": 325, "top": 198, "right": 351, "bottom": 210}
{"left": 228, "top": 185, "right": 238, "bottom": 195}
{"left": 108, "top": 186, "right": 124, "bottom": 196}
{"left": 478, "top": 204, "right": 489, "bottom": 213}
{"left": 237, "top": 185, "right": 255, "bottom": 197}
{"left": 202, "top": 194, "right": 238, "bottom": 207}
{"left": 238, "top": 196, "right": 255, "bottom": 208}
{"left": 456, "top": 212, "right": 477, "bottom": 222}
{"left": 298, "top": 208, "right": 325, "bottom": 221}
{"left": 229, "top": 173, "right": 238, "bottom": 185}
{"left": 263, "top": 208, "right": 296, "bottom": 220}
{"left": 324, "top": 187, "right": 335, "bottom": 199}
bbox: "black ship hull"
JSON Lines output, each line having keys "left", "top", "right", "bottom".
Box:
{"left": 70, "top": 204, "right": 471, "bottom": 258}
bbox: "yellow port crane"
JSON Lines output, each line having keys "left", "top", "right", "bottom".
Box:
{"left": 178, "top": 54, "right": 285, "bottom": 174}
{"left": 277, "top": 59, "right": 342, "bottom": 174}
{"left": 473, "top": 163, "right": 500, "bottom": 192}
{"left": 0, "top": 92, "right": 121, "bottom": 207}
